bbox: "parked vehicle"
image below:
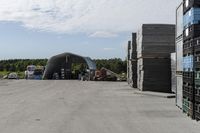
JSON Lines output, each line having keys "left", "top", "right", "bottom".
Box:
{"left": 25, "top": 65, "right": 44, "bottom": 80}
{"left": 33, "top": 68, "right": 43, "bottom": 80}
{"left": 25, "top": 65, "right": 36, "bottom": 79}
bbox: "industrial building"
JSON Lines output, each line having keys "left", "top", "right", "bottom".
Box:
{"left": 43, "top": 52, "right": 96, "bottom": 80}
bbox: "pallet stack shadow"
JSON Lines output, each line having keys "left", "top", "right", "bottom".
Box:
{"left": 137, "top": 24, "right": 175, "bottom": 92}
{"left": 127, "top": 33, "right": 137, "bottom": 88}
{"left": 182, "top": 0, "right": 200, "bottom": 120}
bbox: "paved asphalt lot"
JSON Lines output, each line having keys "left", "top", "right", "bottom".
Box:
{"left": 0, "top": 80, "right": 199, "bottom": 133}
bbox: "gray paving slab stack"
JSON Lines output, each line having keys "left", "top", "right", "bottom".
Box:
{"left": 137, "top": 58, "right": 172, "bottom": 92}
{"left": 127, "top": 33, "right": 137, "bottom": 88}
{"left": 137, "top": 24, "right": 175, "bottom": 58}
{"left": 137, "top": 24, "right": 175, "bottom": 93}
{"left": 127, "top": 41, "right": 131, "bottom": 84}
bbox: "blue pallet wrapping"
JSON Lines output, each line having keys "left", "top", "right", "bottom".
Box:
{"left": 184, "top": 8, "right": 200, "bottom": 28}
{"left": 183, "top": 55, "right": 194, "bottom": 71}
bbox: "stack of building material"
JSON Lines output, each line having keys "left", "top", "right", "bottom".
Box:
{"left": 137, "top": 24, "right": 175, "bottom": 58}
{"left": 176, "top": 3, "right": 184, "bottom": 109}
{"left": 127, "top": 33, "right": 137, "bottom": 88}
{"left": 137, "top": 24, "right": 175, "bottom": 93}
{"left": 171, "top": 53, "right": 177, "bottom": 93}
{"left": 183, "top": 8, "right": 200, "bottom": 29}
{"left": 182, "top": 0, "right": 200, "bottom": 120}
{"left": 137, "top": 58, "right": 172, "bottom": 92}
{"left": 127, "top": 41, "right": 131, "bottom": 84}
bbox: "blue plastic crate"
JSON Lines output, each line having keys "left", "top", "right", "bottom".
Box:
{"left": 183, "top": 55, "right": 194, "bottom": 71}
{"left": 183, "top": 7, "right": 200, "bottom": 29}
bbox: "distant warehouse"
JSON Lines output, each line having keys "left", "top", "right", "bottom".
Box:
{"left": 43, "top": 52, "right": 96, "bottom": 80}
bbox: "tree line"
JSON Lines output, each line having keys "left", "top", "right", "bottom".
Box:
{"left": 0, "top": 59, "right": 48, "bottom": 72}
{"left": 0, "top": 58, "right": 127, "bottom": 74}
{"left": 95, "top": 58, "right": 127, "bottom": 74}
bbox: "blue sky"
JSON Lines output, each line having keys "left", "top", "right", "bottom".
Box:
{"left": 0, "top": 22, "right": 129, "bottom": 59}
{"left": 0, "top": 0, "right": 181, "bottom": 60}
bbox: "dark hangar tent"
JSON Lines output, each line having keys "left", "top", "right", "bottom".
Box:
{"left": 43, "top": 52, "right": 96, "bottom": 80}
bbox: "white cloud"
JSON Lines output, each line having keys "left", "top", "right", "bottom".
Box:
{"left": 0, "top": 0, "right": 181, "bottom": 35}
{"left": 89, "top": 31, "right": 118, "bottom": 38}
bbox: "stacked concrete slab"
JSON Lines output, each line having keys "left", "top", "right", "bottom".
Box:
{"left": 137, "top": 24, "right": 175, "bottom": 58}
{"left": 137, "top": 24, "right": 175, "bottom": 92}
{"left": 127, "top": 33, "right": 137, "bottom": 88}
{"left": 127, "top": 41, "right": 131, "bottom": 84}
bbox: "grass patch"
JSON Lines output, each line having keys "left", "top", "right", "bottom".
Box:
{"left": 0, "top": 71, "right": 25, "bottom": 79}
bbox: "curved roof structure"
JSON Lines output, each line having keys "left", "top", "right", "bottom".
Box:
{"left": 43, "top": 52, "right": 96, "bottom": 79}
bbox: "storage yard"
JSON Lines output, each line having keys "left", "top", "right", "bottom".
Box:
{"left": 1, "top": 0, "right": 200, "bottom": 131}
{"left": 126, "top": 0, "right": 200, "bottom": 121}
{"left": 127, "top": 24, "right": 175, "bottom": 93}
{"left": 0, "top": 80, "right": 199, "bottom": 133}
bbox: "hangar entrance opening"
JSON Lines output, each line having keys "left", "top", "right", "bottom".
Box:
{"left": 71, "top": 63, "right": 87, "bottom": 80}
{"left": 43, "top": 53, "right": 96, "bottom": 80}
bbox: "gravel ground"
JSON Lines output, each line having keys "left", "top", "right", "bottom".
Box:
{"left": 0, "top": 80, "right": 199, "bottom": 133}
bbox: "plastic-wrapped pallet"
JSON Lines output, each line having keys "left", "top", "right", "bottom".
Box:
{"left": 176, "top": 2, "right": 183, "bottom": 109}
{"left": 171, "top": 53, "right": 176, "bottom": 93}
{"left": 176, "top": 75, "right": 183, "bottom": 108}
